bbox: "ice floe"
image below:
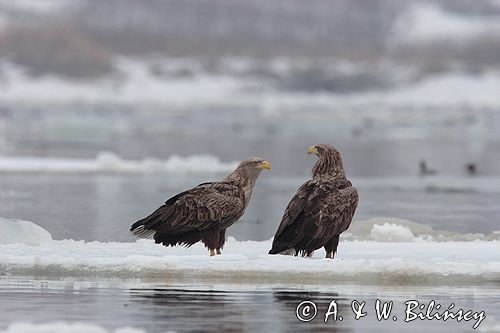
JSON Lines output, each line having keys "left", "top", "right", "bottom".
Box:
{"left": 0, "top": 152, "right": 237, "bottom": 174}
{"left": 0, "top": 217, "right": 498, "bottom": 285}
{"left": 344, "top": 217, "right": 500, "bottom": 242}
{"left": 393, "top": 2, "right": 500, "bottom": 43}
{"left": 0, "top": 217, "right": 52, "bottom": 246}
{"left": 0, "top": 322, "right": 148, "bottom": 333}
{"left": 369, "top": 223, "right": 416, "bottom": 242}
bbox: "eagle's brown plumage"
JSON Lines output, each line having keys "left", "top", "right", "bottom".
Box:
{"left": 130, "top": 157, "right": 270, "bottom": 256}
{"left": 269, "top": 144, "right": 358, "bottom": 259}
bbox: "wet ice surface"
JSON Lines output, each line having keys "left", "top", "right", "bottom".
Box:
{"left": 0, "top": 278, "right": 498, "bottom": 333}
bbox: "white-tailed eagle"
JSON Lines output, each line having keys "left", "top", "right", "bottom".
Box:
{"left": 269, "top": 144, "right": 358, "bottom": 259}
{"left": 131, "top": 157, "right": 270, "bottom": 256}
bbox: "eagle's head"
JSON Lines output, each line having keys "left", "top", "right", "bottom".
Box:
{"left": 238, "top": 157, "right": 271, "bottom": 173}
{"left": 308, "top": 144, "right": 345, "bottom": 178}
{"left": 227, "top": 157, "right": 271, "bottom": 184}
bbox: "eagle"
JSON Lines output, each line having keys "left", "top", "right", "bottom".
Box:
{"left": 269, "top": 144, "right": 358, "bottom": 259}
{"left": 130, "top": 157, "right": 270, "bottom": 256}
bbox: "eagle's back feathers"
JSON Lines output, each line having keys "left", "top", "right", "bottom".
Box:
{"left": 130, "top": 181, "right": 245, "bottom": 248}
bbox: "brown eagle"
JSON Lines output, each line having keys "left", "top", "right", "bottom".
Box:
{"left": 269, "top": 144, "right": 358, "bottom": 259}
{"left": 130, "top": 157, "right": 270, "bottom": 256}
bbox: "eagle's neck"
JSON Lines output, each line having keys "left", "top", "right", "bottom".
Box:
{"left": 312, "top": 153, "right": 345, "bottom": 179}
{"left": 225, "top": 168, "right": 260, "bottom": 203}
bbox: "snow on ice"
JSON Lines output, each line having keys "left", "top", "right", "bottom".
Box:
{"left": 0, "top": 217, "right": 498, "bottom": 285}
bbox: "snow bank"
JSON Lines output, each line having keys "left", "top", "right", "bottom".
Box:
{"left": 0, "top": 322, "right": 148, "bottom": 333}
{"left": 0, "top": 152, "right": 237, "bottom": 174}
{"left": 0, "top": 217, "right": 52, "bottom": 245}
{"left": 0, "top": 235, "right": 499, "bottom": 285}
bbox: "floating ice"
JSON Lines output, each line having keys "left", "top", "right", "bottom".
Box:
{"left": 0, "top": 218, "right": 52, "bottom": 246}
{"left": 0, "top": 322, "right": 147, "bottom": 333}
{"left": 0, "top": 217, "right": 498, "bottom": 284}
{"left": 370, "top": 223, "right": 416, "bottom": 242}
{"left": 0, "top": 152, "right": 237, "bottom": 174}
{"left": 393, "top": 2, "right": 500, "bottom": 43}
{"left": 344, "top": 217, "right": 498, "bottom": 242}
{"left": 0, "top": 235, "right": 498, "bottom": 285}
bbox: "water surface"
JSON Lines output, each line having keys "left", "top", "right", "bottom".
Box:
{"left": 0, "top": 278, "right": 497, "bottom": 333}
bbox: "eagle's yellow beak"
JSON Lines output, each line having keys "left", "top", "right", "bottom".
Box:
{"left": 307, "top": 146, "right": 318, "bottom": 155}
{"left": 258, "top": 160, "right": 271, "bottom": 170}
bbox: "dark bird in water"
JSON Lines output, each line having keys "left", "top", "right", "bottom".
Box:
{"left": 130, "top": 157, "right": 270, "bottom": 256}
{"left": 269, "top": 144, "right": 358, "bottom": 259}
{"left": 466, "top": 163, "right": 477, "bottom": 176}
{"left": 419, "top": 159, "right": 437, "bottom": 176}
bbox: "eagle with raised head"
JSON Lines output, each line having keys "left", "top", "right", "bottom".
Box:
{"left": 130, "top": 157, "right": 270, "bottom": 256}
{"left": 269, "top": 144, "right": 358, "bottom": 259}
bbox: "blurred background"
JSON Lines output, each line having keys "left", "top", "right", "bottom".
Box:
{"left": 0, "top": 0, "right": 499, "bottom": 242}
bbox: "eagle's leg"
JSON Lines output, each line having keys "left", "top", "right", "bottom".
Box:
{"left": 216, "top": 229, "right": 226, "bottom": 255}
{"left": 306, "top": 251, "right": 314, "bottom": 257}
{"left": 324, "top": 235, "right": 340, "bottom": 259}
{"left": 203, "top": 230, "right": 219, "bottom": 257}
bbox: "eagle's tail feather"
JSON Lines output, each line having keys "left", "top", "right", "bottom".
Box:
{"left": 268, "top": 242, "right": 293, "bottom": 255}
{"left": 130, "top": 220, "right": 155, "bottom": 239}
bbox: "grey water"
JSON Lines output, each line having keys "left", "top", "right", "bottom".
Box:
{"left": 0, "top": 174, "right": 500, "bottom": 243}
{"left": 0, "top": 278, "right": 498, "bottom": 333}
{"left": 3, "top": 105, "right": 500, "bottom": 177}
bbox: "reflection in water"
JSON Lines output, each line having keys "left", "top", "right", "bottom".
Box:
{"left": 129, "top": 288, "right": 247, "bottom": 333}
{"left": 128, "top": 287, "right": 355, "bottom": 333}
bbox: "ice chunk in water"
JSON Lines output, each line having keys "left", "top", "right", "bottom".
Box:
{"left": 370, "top": 223, "right": 416, "bottom": 242}
{"left": 0, "top": 322, "right": 147, "bottom": 333}
{"left": 0, "top": 217, "right": 53, "bottom": 246}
